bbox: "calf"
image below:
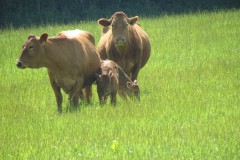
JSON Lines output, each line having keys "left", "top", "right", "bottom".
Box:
{"left": 118, "top": 66, "right": 140, "bottom": 101}
{"left": 96, "top": 60, "right": 119, "bottom": 105}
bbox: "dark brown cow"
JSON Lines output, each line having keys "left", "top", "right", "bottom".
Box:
{"left": 16, "top": 30, "right": 101, "bottom": 113}
{"left": 97, "top": 11, "right": 151, "bottom": 81}
{"left": 96, "top": 60, "right": 119, "bottom": 105}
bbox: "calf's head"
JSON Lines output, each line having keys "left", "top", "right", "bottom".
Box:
{"left": 96, "top": 71, "right": 113, "bottom": 96}
{"left": 98, "top": 12, "right": 138, "bottom": 52}
{"left": 16, "top": 33, "right": 48, "bottom": 69}
{"left": 126, "top": 80, "right": 140, "bottom": 100}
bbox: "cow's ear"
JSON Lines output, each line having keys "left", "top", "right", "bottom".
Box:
{"left": 98, "top": 18, "right": 111, "bottom": 27}
{"left": 40, "top": 33, "right": 48, "bottom": 44}
{"left": 126, "top": 81, "right": 133, "bottom": 88}
{"left": 28, "top": 34, "right": 36, "bottom": 40}
{"left": 128, "top": 16, "right": 138, "bottom": 25}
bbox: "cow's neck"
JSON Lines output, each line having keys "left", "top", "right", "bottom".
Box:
{"left": 118, "top": 67, "right": 131, "bottom": 86}
{"left": 41, "top": 42, "right": 66, "bottom": 72}
{"left": 115, "top": 44, "right": 127, "bottom": 57}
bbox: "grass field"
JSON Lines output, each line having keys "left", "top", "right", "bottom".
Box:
{"left": 0, "top": 10, "right": 239, "bottom": 159}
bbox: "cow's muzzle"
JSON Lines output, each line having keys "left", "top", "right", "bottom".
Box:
{"left": 16, "top": 61, "right": 25, "bottom": 69}
{"left": 114, "top": 37, "right": 126, "bottom": 46}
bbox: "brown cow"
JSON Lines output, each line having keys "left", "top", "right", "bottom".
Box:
{"left": 16, "top": 30, "right": 101, "bottom": 113}
{"left": 58, "top": 29, "right": 96, "bottom": 100}
{"left": 97, "top": 11, "right": 151, "bottom": 81}
{"left": 96, "top": 60, "right": 119, "bottom": 105}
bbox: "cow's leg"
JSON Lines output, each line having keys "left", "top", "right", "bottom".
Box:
{"left": 131, "top": 64, "right": 141, "bottom": 81}
{"left": 68, "top": 92, "right": 80, "bottom": 111}
{"left": 48, "top": 72, "right": 63, "bottom": 113}
{"left": 53, "top": 83, "right": 63, "bottom": 113}
{"left": 85, "top": 86, "right": 92, "bottom": 103}
{"left": 69, "top": 94, "right": 79, "bottom": 110}
{"left": 131, "top": 50, "right": 142, "bottom": 81}
{"left": 69, "top": 78, "right": 84, "bottom": 111}
{"left": 79, "top": 90, "right": 84, "bottom": 100}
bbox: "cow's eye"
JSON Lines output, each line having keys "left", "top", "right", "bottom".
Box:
{"left": 125, "top": 23, "right": 128, "bottom": 27}
{"left": 28, "top": 45, "right": 34, "bottom": 50}
{"left": 111, "top": 24, "right": 114, "bottom": 27}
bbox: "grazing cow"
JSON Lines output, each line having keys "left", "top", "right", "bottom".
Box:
{"left": 96, "top": 60, "right": 119, "bottom": 105}
{"left": 16, "top": 30, "right": 101, "bottom": 113}
{"left": 97, "top": 11, "right": 151, "bottom": 81}
{"left": 118, "top": 66, "right": 140, "bottom": 101}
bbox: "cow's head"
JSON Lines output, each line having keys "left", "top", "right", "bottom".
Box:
{"left": 16, "top": 33, "right": 48, "bottom": 69}
{"left": 126, "top": 80, "right": 140, "bottom": 100}
{"left": 98, "top": 12, "right": 138, "bottom": 52}
{"left": 96, "top": 71, "right": 113, "bottom": 96}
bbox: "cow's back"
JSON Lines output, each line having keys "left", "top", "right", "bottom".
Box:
{"left": 58, "top": 29, "right": 95, "bottom": 46}
{"left": 53, "top": 30, "right": 101, "bottom": 86}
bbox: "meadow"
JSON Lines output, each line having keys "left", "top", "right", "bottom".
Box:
{"left": 0, "top": 10, "right": 239, "bottom": 159}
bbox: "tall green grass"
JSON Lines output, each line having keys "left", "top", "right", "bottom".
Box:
{"left": 0, "top": 10, "right": 239, "bottom": 159}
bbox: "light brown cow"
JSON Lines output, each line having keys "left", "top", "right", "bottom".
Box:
{"left": 16, "top": 30, "right": 101, "bottom": 113}
{"left": 97, "top": 11, "right": 151, "bottom": 81}
{"left": 96, "top": 60, "right": 119, "bottom": 105}
{"left": 58, "top": 30, "right": 96, "bottom": 100}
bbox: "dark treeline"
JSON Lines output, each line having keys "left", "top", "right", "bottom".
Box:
{"left": 0, "top": 0, "right": 239, "bottom": 28}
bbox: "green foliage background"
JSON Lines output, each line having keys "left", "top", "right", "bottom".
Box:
{"left": 0, "top": 0, "right": 240, "bottom": 27}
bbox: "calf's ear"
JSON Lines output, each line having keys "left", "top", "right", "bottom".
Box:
{"left": 126, "top": 81, "right": 133, "bottom": 88}
{"left": 40, "top": 33, "right": 48, "bottom": 44}
{"left": 128, "top": 16, "right": 138, "bottom": 25}
{"left": 98, "top": 18, "right": 111, "bottom": 27}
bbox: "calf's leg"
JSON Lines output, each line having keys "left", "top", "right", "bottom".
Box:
{"left": 110, "top": 92, "right": 117, "bottom": 106}
{"left": 100, "top": 96, "right": 107, "bottom": 105}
